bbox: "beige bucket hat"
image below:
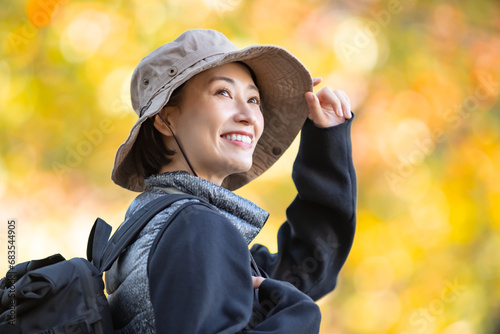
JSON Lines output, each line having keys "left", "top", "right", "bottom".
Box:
{"left": 112, "top": 29, "right": 313, "bottom": 192}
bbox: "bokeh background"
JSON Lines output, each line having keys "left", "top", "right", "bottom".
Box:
{"left": 1, "top": 0, "right": 499, "bottom": 333}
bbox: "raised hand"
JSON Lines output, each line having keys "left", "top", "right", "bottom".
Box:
{"left": 305, "top": 77, "right": 352, "bottom": 127}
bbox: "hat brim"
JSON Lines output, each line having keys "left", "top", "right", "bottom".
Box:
{"left": 112, "top": 45, "right": 312, "bottom": 192}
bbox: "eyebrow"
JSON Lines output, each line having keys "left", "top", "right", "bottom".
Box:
{"left": 209, "top": 76, "right": 259, "bottom": 92}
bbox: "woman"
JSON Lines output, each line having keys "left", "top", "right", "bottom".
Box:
{"left": 106, "top": 29, "right": 356, "bottom": 333}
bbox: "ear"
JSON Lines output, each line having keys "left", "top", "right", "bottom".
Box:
{"left": 153, "top": 106, "right": 178, "bottom": 137}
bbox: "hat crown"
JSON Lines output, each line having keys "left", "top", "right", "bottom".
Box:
{"left": 130, "top": 29, "right": 239, "bottom": 113}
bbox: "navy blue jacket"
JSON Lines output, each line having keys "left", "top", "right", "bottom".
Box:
{"left": 147, "top": 118, "right": 356, "bottom": 333}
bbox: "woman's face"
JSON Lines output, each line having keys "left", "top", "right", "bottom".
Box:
{"left": 160, "top": 62, "right": 264, "bottom": 185}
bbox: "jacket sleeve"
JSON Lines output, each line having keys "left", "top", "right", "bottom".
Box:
{"left": 244, "top": 279, "right": 321, "bottom": 334}
{"left": 251, "top": 117, "right": 357, "bottom": 301}
{"left": 147, "top": 204, "right": 321, "bottom": 333}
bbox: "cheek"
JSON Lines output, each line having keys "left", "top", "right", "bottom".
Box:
{"left": 177, "top": 101, "right": 214, "bottom": 132}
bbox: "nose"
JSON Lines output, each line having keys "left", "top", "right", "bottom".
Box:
{"left": 233, "top": 101, "right": 261, "bottom": 127}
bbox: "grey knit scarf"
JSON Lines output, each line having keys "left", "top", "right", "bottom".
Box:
{"left": 144, "top": 171, "right": 269, "bottom": 244}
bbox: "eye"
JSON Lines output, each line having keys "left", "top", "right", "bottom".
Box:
{"left": 248, "top": 96, "right": 260, "bottom": 105}
{"left": 216, "top": 88, "right": 231, "bottom": 98}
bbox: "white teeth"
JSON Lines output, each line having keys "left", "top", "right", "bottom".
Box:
{"left": 223, "top": 134, "right": 252, "bottom": 144}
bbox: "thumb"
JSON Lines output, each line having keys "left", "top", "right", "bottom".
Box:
{"left": 305, "top": 91, "right": 322, "bottom": 118}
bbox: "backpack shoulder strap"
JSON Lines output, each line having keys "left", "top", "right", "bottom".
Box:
{"left": 89, "top": 193, "right": 204, "bottom": 272}
{"left": 87, "top": 218, "right": 112, "bottom": 264}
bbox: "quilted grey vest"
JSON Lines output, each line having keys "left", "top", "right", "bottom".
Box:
{"left": 105, "top": 172, "right": 268, "bottom": 333}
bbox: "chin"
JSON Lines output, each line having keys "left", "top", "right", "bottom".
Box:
{"left": 228, "top": 161, "right": 253, "bottom": 175}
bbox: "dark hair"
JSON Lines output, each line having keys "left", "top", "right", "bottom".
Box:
{"left": 131, "top": 82, "right": 186, "bottom": 179}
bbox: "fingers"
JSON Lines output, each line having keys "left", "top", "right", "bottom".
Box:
{"left": 336, "top": 89, "right": 352, "bottom": 119}
{"left": 312, "top": 77, "right": 322, "bottom": 87}
{"left": 252, "top": 276, "right": 265, "bottom": 289}
{"left": 317, "top": 88, "right": 352, "bottom": 119}
{"left": 305, "top": 85, "right": 352, "bottom": 127}
{"left": 317, "top": 87, "right": 342, "bottom": 117}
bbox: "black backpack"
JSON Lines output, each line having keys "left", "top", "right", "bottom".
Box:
{"left": 0, "top": 194, "right": 207, "bottom": 334}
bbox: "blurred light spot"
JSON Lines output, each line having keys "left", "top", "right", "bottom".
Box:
{"left": 0, "top": 61, "right": 11, "bottom": 104}
{"left": 354, "top": 256, "right": 394, "bottom": 296}
{"left": 333, "top": 17, "right": 379, "bottom": 73}
{"left": 433, "top": 4, "right": 465, "bottom": 40}
{"left": 391, "top": 118, "right": 432, "bottom": 163}
{"left": 5, "top": 64, "right": 35, "bottom": 101}
{"left": 202, "top": 0, "right": 242, "bottom": 13}
{"left": 344, "top": 291, "right": 401, "bottom": 332}
{"left": 410, "top": 186, "right": 450, "bottom": 230}
{"left": 387, "top": 249, "right": 414, "bottom": 280}
{"left": 3, "top": 78, "right": 38, "bottom": 127}
{"left": 134, "top": 0, "right": 169, "bottom": 35}
{"left": 60, "top": 10, "right": 111, "bottom": 62}
{"left": 23, "top": 225, "right": 53, "bottom": 259}
{"left": 96, "top": 13, "right": 129, "bottom": 57}
{"left": 383, "top": 117, "right": 433, "bottom": 199}
{"left": 442, "top": 320, "right": 474, "bottom": 334}
{"left": 98, "top": 67, "right": 134, "bottom": 115}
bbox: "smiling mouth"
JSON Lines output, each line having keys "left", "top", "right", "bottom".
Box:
{"left": 221, "top": 133, "right": 252, "bottom": 144}
{"left": 220, "top": 131, "right": 254, "bottom": 149}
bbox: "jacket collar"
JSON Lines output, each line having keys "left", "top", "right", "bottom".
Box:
{"left": 144, "top": 171, "right": 269, "bottom": 244}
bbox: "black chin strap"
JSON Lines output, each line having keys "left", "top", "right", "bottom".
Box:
{"left": 156, "top": 113, "right": 198, "bottom": 177}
